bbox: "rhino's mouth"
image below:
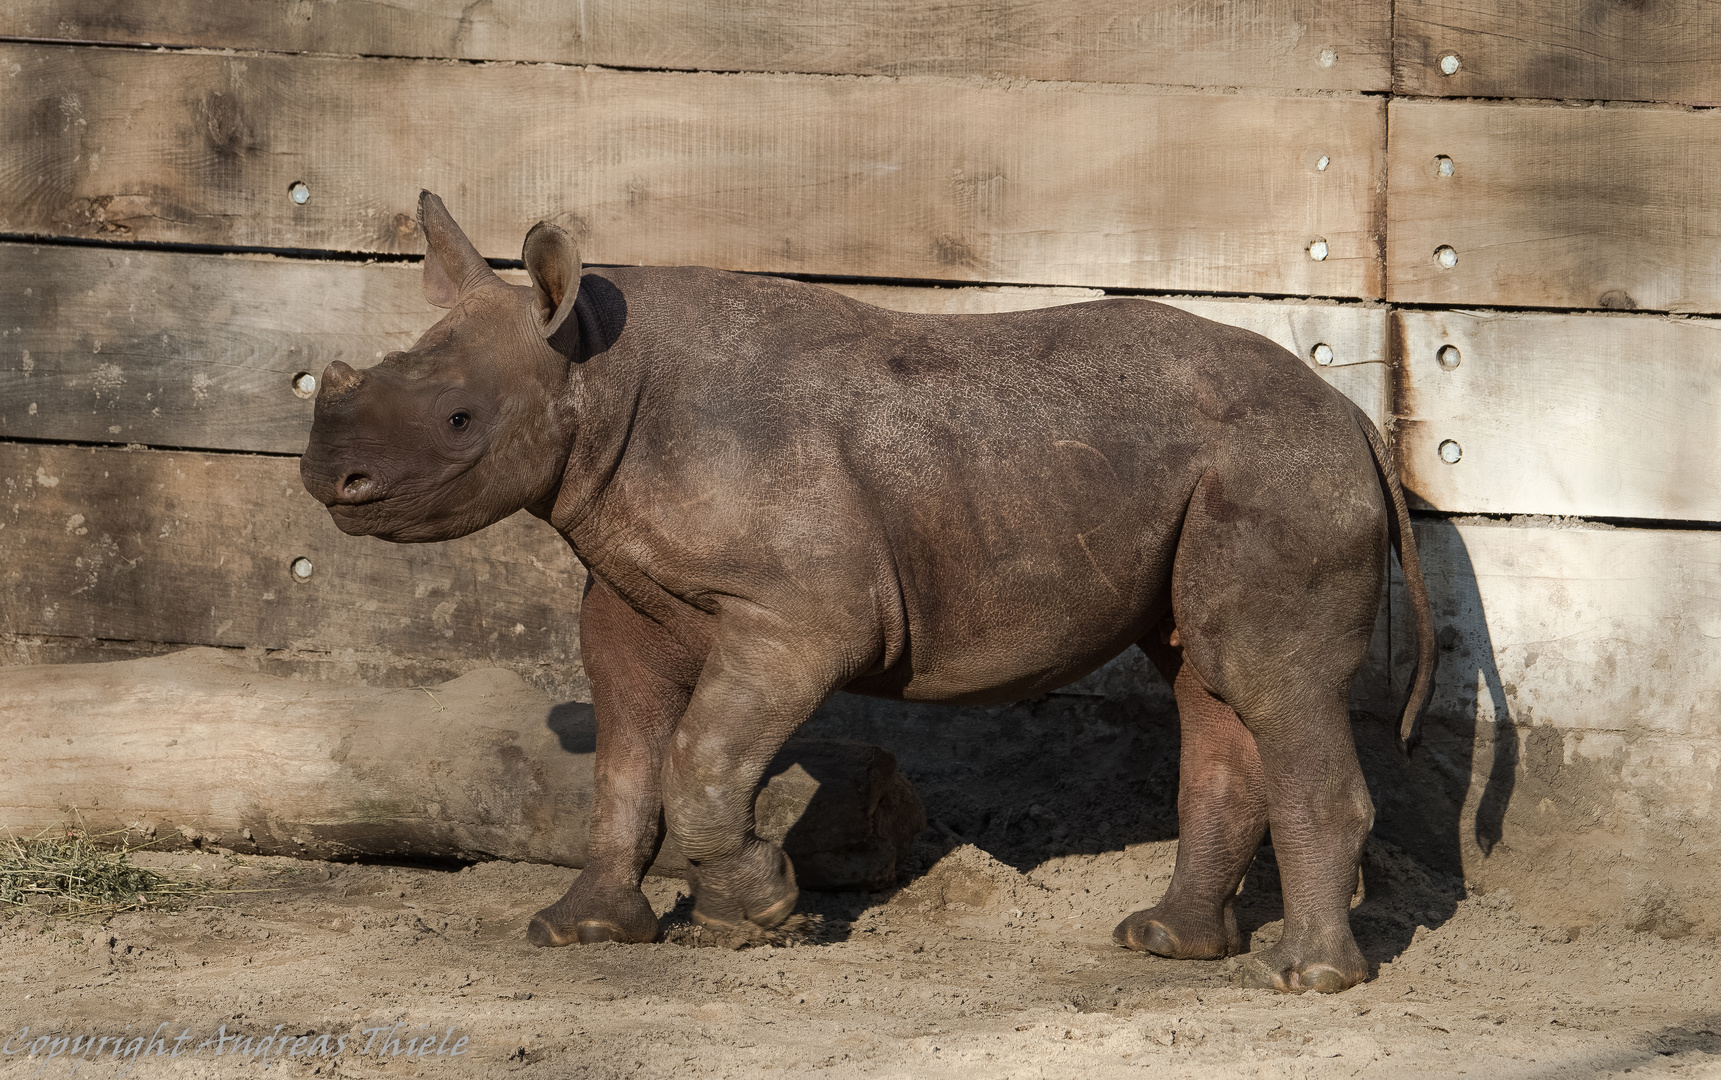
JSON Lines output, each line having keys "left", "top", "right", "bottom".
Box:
{"left": 326, "top": 500, "right": 387, "bottom": 536}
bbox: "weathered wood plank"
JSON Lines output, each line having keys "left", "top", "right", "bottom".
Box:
{"left": 0, "top": 443, "right": 586, "bottom": 676}
{"left": 1394, "top": 521, "right": 1721, "bottom": 741}
{"left": 1386, "top": 99, "right": 1721, "bottom": 313}
{"left": 0, "top": 44, "right": 1386, "bottom": 297}
{"left": 1385, "top": 520, "right": 1721, "bottom": 934}
{"left": 1395, "top": 0, "right": 1721, "bottom": 105}
{"left": 0, "top": 650, "right": 924, "bottom": 890}
{"left": 0, "top": 245, "right": 432, "bottom": 455}
{"left": 1394, "top": 309, "right": 1721, "bottom": 521}
{"left": 5, "top": 0, "right": 1392, "bottom": 92}
{"left": 0, "top": 245, "right": 1391, "bottom": 455}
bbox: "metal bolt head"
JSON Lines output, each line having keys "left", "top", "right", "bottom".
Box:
{"left": 1311, "top": 343, "right": 1335, "bottom": 367}
{"left": 1437, "top": 344, "right": 1462, "bottom": 370}
{"left": 1319, "top": 47, "right": 1338, "bottom": 69}
{"left": 1439, "top": 53, "right": 1461, "bottom": 76}
{"left": 289, "top": 181, "right": 310, "bottom": 205}
{"left": 1435, "top": 155, "right": 1455, "bottom": 178}
{"left": 1435, "top": 245, "right": 1458, "bottom": 269}
{"left": 1308, "top": 238, "right": 1329, "bottom": 262}
{"left": 1316, "top": 155, "right": 1331, "bottom": 172}
{"left": 1438, "top": 439, "right": 1463, "bottom": 464}
{"left": 290, "top": 556, "right": 314, "bottom": 581}
{"left": 291, "top": 371, "right": 317, "bottom": 398}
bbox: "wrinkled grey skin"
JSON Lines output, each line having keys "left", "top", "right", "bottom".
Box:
{"left": 303, "top": 192, "right": 1437, "bottom": 993}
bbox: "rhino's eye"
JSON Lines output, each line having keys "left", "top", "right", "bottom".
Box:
{"left": 449, "top": 411, "right": 471, "bottom": 430}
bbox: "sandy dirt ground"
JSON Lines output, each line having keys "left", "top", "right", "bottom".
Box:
{"left": 3, "top": 691, "right": 1718, "bottom": 1078}
{"left": 1, "top": 838, "right": 1717, "bottom": 1079}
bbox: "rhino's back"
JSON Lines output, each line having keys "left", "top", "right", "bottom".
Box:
{"left": 600, "top": 264, "right": 1345, "bottom": 452}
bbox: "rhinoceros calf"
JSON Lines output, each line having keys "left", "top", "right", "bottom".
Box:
{"left": 302, "top": 192, "right": 1435, "bottom": 993}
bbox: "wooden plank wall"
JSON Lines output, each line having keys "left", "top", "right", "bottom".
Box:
{"left": 8, "top": 0, "right": 1393, "bottom": 90}
{"left": 2, "top": 1, "right": 1718, "bottom": 931}
{"left": 1379, "top": 1, "right": 1721, "bottom": 934}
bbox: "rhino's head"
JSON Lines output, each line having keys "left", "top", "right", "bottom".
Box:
{"left": 301, "top": 191, "right": 583, "bottom": 542}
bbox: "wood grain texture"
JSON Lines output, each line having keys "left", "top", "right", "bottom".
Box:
{"left": 1394, "top": 309, "right": 1721, "bottom": 521}
{"left": 0, "top": 245, "right": 1391, "bottom": 455}
{"left": 0, "top": 44, "right": 1386, "bottom": 297}
{"left": 1392, "top": 520, "right": 1721, "bottom": 784}
{"left": 0, "top": 650, "right": 923, "bottom": 889}
{"left": 5, "top": 0, "right": 1392, "bottom": 92}
{"left": 0, "top": 443, "right": 586, "bottom": 675}
{"left": 0, "top": 244, "right": 434, "bottom": 455}
{"left": 1386, "top": 99, "right": 1721, "bottom": 313}
{"left": 1395, "top": 0, "right": 1721, "bottom": 105}
{"left": 1383, "top": 519, "right": 1721, "bottom": 935}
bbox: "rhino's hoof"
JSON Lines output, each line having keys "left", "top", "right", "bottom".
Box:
{"left": 527, "top": 913, "right": 659, "bottom": 948}
{"left": 750, "top": 888, "right": 800, "bottom": 930}
{"left": 1238, "top": 953, "right": 1361, "bottom": 994}
{"left": 526, "top": 887, "right": 660, "bottom": 948}
{"left": 689, "top": 847, "right": 798, "bottom": 931}
{"left": 690, "top": 882, "right": 798, "bottom": 933}
{"left": 526, "top": 913, "right": 578, "bottom": 948}
{"left": 1113, "top": 908, "right": 1238, "bottom": 960}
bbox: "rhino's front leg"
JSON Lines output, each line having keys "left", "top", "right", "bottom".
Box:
{"left": 528, "top": 578, "right": 695, "bottom": 947}
{"left": 660, "top": 612, "right": 861, "bottom": 932}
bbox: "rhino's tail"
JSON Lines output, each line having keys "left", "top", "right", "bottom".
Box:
{"left": 1346, "top": 400, "right": 1438, "bottom": 756}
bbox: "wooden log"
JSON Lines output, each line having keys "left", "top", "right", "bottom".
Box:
{"left": 4, "top": 0, "right": 1393, "bottom": 93}
{"left": 0, "top": 44, "right": 1387, "bottom": 297}
{"left": 1395, "top": 0, "right": 1721, "bottom": 106}
{"left": 0, "top": 649, "right": 926, "bottom": 890}
{"left": 1394, "top": 309, "right": 1721, "bottom": 521}
{"left": 1386, "top": 99, "right": 1721, "bottom": 314}
{"left": 0, "top": 443, "right": 587, "bottom": 685}
{"left": 1383, "top": 520, "right": 1721, "bottom": 937}
{"left": 0, "top": 245, "right": 1392, "bottom": 454}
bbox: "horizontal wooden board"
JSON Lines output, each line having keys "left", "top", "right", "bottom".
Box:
{"left": 0, "top": 245, "right": 1392, "bottom": 455}
{"left": 1384, "top": 519, "right": 1721, "bottom": 934}
{"left": 1392, "top": 520, "right": 1721, "bottom": 748}
{"left": 1395, "top": 0, "right": 1721, "bottom": 105}
{"left": 0, "top": 443, "right": 587, "bottom": 672}
{"left": 1387, "top": 519, "right": 1721, "bottom": 852}
{"left": 0, "top": 245, "right": 434, "bottom": 455}
{"left": 4, "top": 0, "right": 1393, "bottom": 92}
{"left": 1386, "top": 100, "right": 1721, "bottom": 313}
{"left": 0, "top": 44, "right": 1387, "bottom": 297}
{"left": 1394, "top": 309, "right": 1721, "bottom": 521}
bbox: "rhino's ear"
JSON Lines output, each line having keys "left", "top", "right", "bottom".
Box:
{"left": 522, "top": 221, "right": 582, "bottom": 340}
{"left": 418, "top": 190, "right": 502, "bottom": 308}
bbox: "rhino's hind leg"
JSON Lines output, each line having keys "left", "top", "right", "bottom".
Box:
{"left": 1227, "top": 692, "right": 1374, "bottom": 995}
{"left": 1114, "top": 642, "right": 1267, "bottom": 960}
{"left": 1151, "top": 467, "right": 1383, "bottom": 992}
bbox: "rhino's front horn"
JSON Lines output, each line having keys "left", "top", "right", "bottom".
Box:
{"left": 320, "top": 360, "right": 364, "bottom": 396}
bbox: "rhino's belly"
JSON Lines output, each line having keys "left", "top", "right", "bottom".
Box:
{"left": 843, "top": 515, "right": 1178, "bottom": 705}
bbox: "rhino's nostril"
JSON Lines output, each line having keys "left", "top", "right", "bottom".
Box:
{"left": 337, "top": 473, "right": 375, "bottom": 502}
